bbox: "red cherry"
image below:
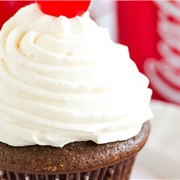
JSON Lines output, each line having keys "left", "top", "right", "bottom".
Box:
{"left": 36, "top": 1, "right": 91, "bottom": 18}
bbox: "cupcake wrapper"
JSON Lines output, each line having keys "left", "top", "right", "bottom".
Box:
{"left": 0, "top": 155, "right": 136, "bottom": 180}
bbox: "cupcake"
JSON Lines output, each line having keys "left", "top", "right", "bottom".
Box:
{"left": 0, "top": 2, "right": 152, "bottom": 180}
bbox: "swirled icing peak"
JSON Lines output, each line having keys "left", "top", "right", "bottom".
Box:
{"left": 0, "top": 4, "right": 153, "bottom": 147}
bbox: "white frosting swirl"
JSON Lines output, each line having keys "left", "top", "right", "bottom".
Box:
{"left": 0, "top": 3, "right": 152, "bottom": 147}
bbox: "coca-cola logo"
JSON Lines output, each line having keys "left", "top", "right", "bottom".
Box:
{"left": 144, "top": 1, "right": 180, "bottom": 104}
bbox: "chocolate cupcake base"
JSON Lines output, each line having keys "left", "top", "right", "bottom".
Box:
{"left": 0, "top": 155, "right": 136, "bottom": 180}
{"left": 0, "top": 121, "right": 150, "bottom": 180}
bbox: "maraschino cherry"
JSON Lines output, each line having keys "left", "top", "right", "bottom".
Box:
{"left": 36, "top": 1, "right": 91, "bottom": 18}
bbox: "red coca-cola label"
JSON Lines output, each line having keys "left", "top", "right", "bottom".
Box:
{"left": 116, "top": 1, "right": 180, "bottom": 104}
{"left": 144, "top": 1, "right": 180, "bottom": 104}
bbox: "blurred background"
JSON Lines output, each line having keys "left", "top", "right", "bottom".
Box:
{"left": 0, "top": 0, "right": 180, "bottom": 179}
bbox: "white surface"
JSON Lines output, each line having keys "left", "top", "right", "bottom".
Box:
{"left": 131, "top": 164, "right": 162, "bottom": 179}
{"left": 131, "top": 100, "right": 180, "bottom": 179}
